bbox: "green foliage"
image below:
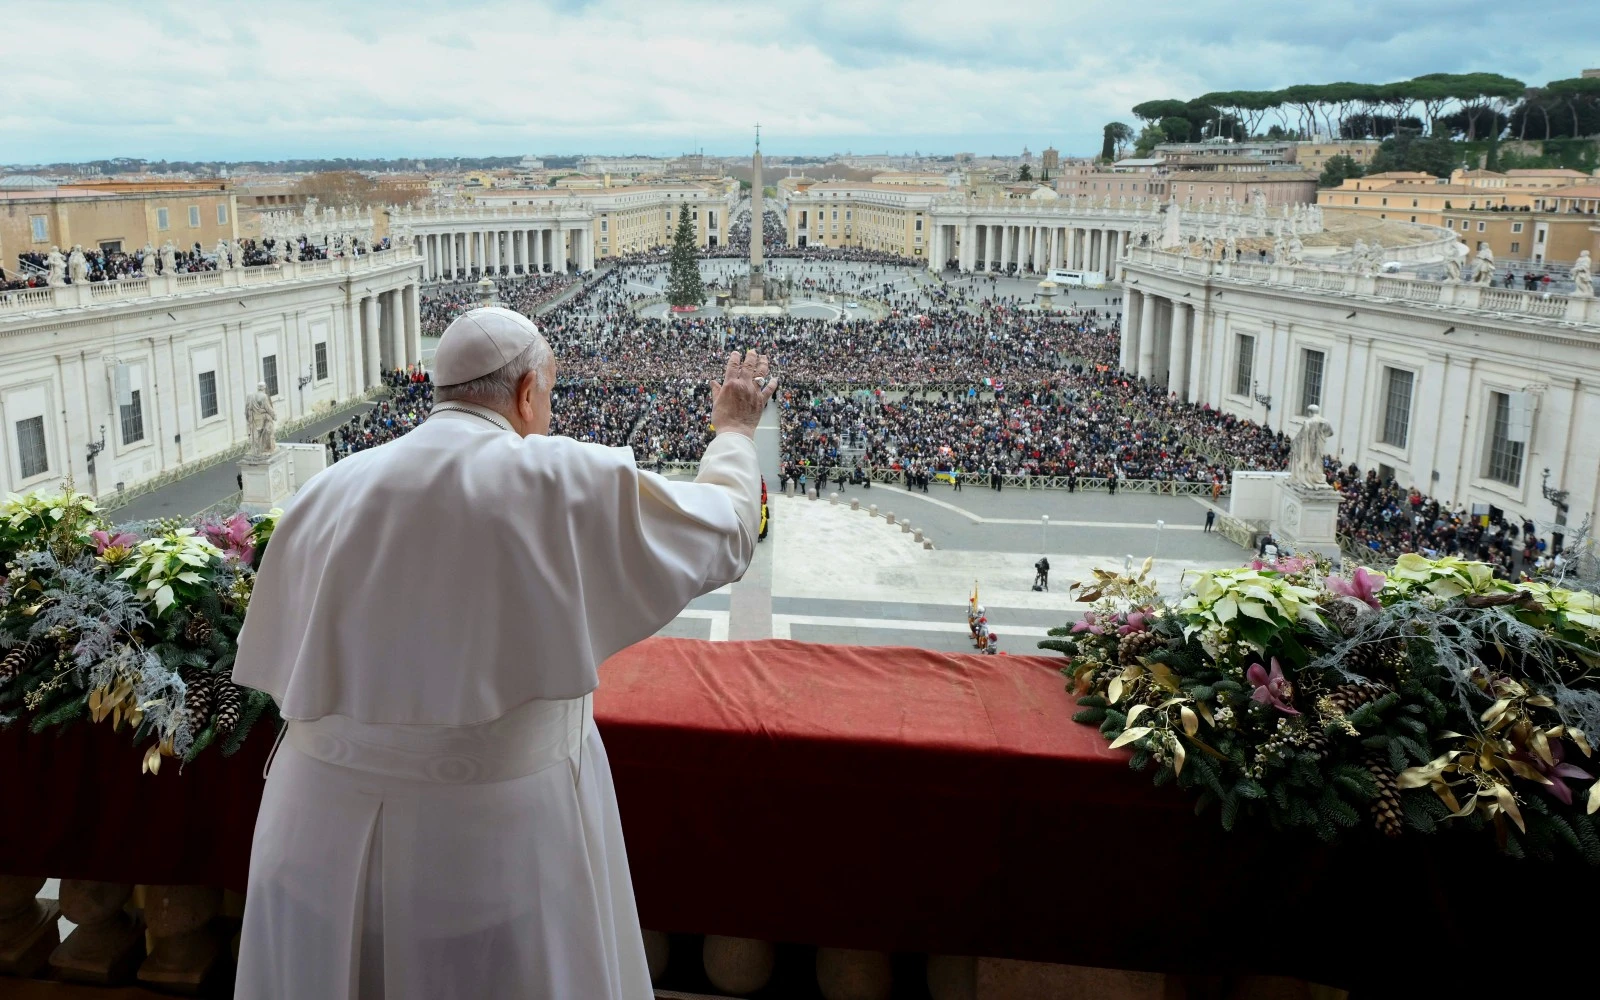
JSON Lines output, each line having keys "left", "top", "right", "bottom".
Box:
{"left": 1017, "top": 164, "right": 1032, "bottom": 182}
{"left": 1368, "top": 129, "right": 1461, "bottom": 177}
{"left": 1317, "top": 154, "right": 1365, "bottom": 188}
{"left": 665, "top": 209, "right": 704, "bottom": 308}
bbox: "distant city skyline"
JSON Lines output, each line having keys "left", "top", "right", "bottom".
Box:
{"left": 7, "top": 0, "right": 1597, "bottom": 165}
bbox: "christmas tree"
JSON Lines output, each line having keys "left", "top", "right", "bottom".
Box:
{"left": 665, "top": 208, "right": 704, "bottom": 309}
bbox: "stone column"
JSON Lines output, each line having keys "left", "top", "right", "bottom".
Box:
{"left": 1121, "top": 290, "right": 1140, "bottom": 371}
{"left": 404, "top": 283, "right": 422, "bottom": 367}
{"left": 1137, "top": 293, "right": 1158, "bottom": 379}
{"left": 534, "top": 228, "right": 545, "bottom": 272}
{"left": 363, "top": 295, "right": 381, "bottom": 389}
{"left": 1169, "top": 301, "right": 1191, "bottom": 401}
{"left": 388, "top": 289, "right": 406, "bottom": 370}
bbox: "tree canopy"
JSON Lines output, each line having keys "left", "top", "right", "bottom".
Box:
{"left": 1132, "top": 72, "right": 1565, "bottom": 144}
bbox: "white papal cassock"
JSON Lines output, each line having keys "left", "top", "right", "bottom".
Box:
{"left": 232, "top": 400, "right": 760, "bottom": 999}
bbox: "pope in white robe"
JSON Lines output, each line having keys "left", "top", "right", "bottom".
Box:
{"left": 232, "top": 307, "right": 773, "bottom": 999}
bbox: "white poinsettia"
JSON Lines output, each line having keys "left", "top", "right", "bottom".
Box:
{"left": 116, "top": 528, "right": 222, "bottom": 615}
{"left": 1384, "top": 553, "right": 1511, "bottom": 600}
{"left": 1, "top": 487, "right": 99, "bottom": 526}
{"left": 1177, "top": 567, "right": 1322, "bottom": 638}
{"left": 1520, "top": 581, "right": 1600, "bottom": 633}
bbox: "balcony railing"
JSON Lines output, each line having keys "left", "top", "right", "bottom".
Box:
{"left": 0, "top": 248, "right": 422, "bottom": 319}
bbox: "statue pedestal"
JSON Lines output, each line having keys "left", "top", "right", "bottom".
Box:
{"left": 1272, "top": 480, "right": 1342, "bottom": 560}
{"left": 238, "top": 450, "right": 293, "bottom": 515}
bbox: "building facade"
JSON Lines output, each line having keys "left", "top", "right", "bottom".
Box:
{"left": 1119, "top": 246, "right": 1600, "bottom": 529}
{"left": 0, "top": 249, "right": 421, "bottom": 498}
{"left": 393, "top": 184, "right": 737, "bottom": 281}
{"left": 2, "top": 182, "right": 240, "bottom": 269}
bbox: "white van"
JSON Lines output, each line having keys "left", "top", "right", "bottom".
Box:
{"left": 1047, "top": 269, "right": 1106, "bottom": 288}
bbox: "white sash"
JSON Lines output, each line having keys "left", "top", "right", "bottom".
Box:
{"left": 284, "top": 693, "right": 593, "bottom": 784}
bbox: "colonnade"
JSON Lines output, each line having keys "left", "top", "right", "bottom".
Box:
{"left": 353, "top": 284, "right": 422, "bottom": 389}
{"left": 1121, "top": 287, "right": 1199, "bottom": 403}
{"left": 928, "top": 222, "right": 1135, "bottom": 279}
{"left": 412, "top": 226, "right": 594, "bottom": 283}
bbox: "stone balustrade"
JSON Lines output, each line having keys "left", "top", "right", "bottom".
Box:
{"left": 0, "top": 248, "right": 423, "bottom": 319}
{"left": 1124, "top": 245, "right": 1600, "bottom": 329}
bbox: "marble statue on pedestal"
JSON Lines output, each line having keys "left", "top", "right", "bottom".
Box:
{"left": 1444, "top": 240, "right": 1466, "bottom": 282}
{"left": 45, "top": 247, "right": 66, "bottom": 286}
{"left": 245, "top": 382, "right": 277, "bottom": 455}
{"left": 1471, "top": 243, "right": 1496, "bottom": 285}
{"left": 139, "top": 243, "right": 156, "bottom": 278}
{"left": 1225, "top": 234, "right": 1238, "bottom": 261}
{"left": 1272, "top": 234, "right": 1287, "bottom": 262}
{"left": 68, "top": 246, "right": 88, "bottom": 284}
{"left": 216, "top": 240, "right": 232, "bottom": 270}
{"left": 160, "top": 241, "right": 177, "bottom": 275}
{"left": 1286, "top": 235, "right": 1305, "bottom": 266}
{"left": 1572, "top": 250, "right": 1592, "bottom": 297}
{"left": 1288, "top": 405, "right": 1334, "bottom": 488}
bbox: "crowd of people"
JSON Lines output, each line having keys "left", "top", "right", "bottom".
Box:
{"left": 420, "top": 273, "right": 577, "bottom": 335}
{"left": 324, "top": 238, "right": 1574, "bottom": 580}
{"left": 324, "top": 370, "right": 434, "bottom": 462}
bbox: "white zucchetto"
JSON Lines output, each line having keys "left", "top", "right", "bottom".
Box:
{"left": 433, "top": 306, "right": 541, "bottom": 385}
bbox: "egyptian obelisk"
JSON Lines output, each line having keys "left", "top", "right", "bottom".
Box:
{"left": 749, "top": 123, "right": 764, "bottom": 304}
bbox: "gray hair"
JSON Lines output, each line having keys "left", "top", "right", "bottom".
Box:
{"left": 435, "top": 336, "right": 554, "bottom": 409}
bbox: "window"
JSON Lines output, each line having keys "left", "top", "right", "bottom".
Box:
{"left": 915, "top": 218, "right": 923, "bottom": 231}
{"left": 217, "top": 203, "right": 229, "bottom": 225}
{"left": 845, "top": 211, "right": 851, "bottom": 221}
{"left": 314, "top": 343, "right": 329, "bottom": 381}
{"left": 1510, "top": 242, "right": 1520, "bottom": 254}
{"left": 1512, "top": 222, "right": 1523, "bottom": 233}
{"left": 1485, "top": 392, "right": 1524, "bottom": 486}
{"left": 15, "top": 417, "right": 47, "bottom": 479}
{"left": 1412, "top": 199, "right": 1418, "bottom": 208}
{"left": 1234, "top": 334, "right": 1255, "bottom": 396}
{"left": 1477, "top": 221, "right": 1486, "bottom": 232}
{"left": 599, "top": 220, "right": 607, "bottom": 232}
{"left": 1299, "top": 349, "right": 1325, "bottom": 415}
{"left": 1445, "top": 220, "right": 1454, "bottom": 229}
{"left": 197, "top": 371, "right": 219, "bottom": 419}
{"left": 1380, "top": 368, "right": 1413, "bottom": 448}
{"left": 157, "top": 208, "right": 170, "bottom": 230}
{"left": 1410, "top": 215, "right": 1417, "bottom": 223}
{"left": 262, "top": 354, "right": 279, "bottom": 397}
{"left": 1381, "top": 197, "right": 1388, "bottom": 206}
{"left": 29, "top": 215, "right": 47, "bottom": 242}
{"left": 120, "top": 389, "right": 145, "bottom": 445}
{"left": 188, "top": 205, "right": 201, "bottom": 228}
{"left": 99, "top": 240, "right": 122, "bottom": 254}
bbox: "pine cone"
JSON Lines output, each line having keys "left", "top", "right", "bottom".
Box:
{"left": 0, "top": 640, "right": 39, "bottom": 684}
{"left": 213, "top": 679, "right": 242, "bottom": 736}
{"left": 184, "top": 613, "right": 214, "bottom": 646}
{"left": 1092, "top": 663, "right": 1121, "bottom": 693}
{"left": 1318, "top": 598, "right": 1365, "bottom": 637}
{"left": 182, "top": 671, "right": 215, "bottom": 730}
{"left": 1118, "top": 630, "right": 1162, "bottom": 666}
{"left": 1324, "top": 681, "right": 1389, "bottom": 717}
{"left": 1364, "top": 751, "right": 1404, "bottom": 838}
{"left": 1298, "top": 720, "right": 1330, "bottom": 761}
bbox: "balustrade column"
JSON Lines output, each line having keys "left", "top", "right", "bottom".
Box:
{"left": 0, "top": 875, "right": 58, "bottom": 977}
{"left": 1137, "top": 293, "right": 1158, "bottom": 379}
{"left": 1169, "top": 301, "right": 1191, "bottom": 401}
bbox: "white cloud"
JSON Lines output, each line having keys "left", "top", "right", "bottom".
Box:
{"left": 3, "top": 0, "right": 1594, "bottom": 162}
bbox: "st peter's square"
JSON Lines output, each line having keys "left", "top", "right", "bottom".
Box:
{"left": 3, "top": 3, "right": 1600, "bottom": 998}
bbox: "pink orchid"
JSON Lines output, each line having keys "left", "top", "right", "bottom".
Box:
{"left": 1116, "top": 611, "right": 1151, "bottom": 636}
{"left": 1071, "top": 610, "right": 1106, "bottom": 635}
{"left": 1247, "top": 658, "right": 1300, "bottom": 715}
{"left": 1513, "top": 742, "right": 1594, "bottom": 806}
{"left": 89, "top": 529, "right": 139, "bottom": 554}
{"left": 1276, "top": 555, "right": 1314, "bottom": 574}
{"left": 204, "top": 513, "right": 256, "bottom": 563}
{"left": 1326, "top": 566, "right": 1386, "bottom": 610}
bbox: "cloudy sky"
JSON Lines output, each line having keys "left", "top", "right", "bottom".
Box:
{"left": 6, "top": 0, "right": 1596, "bottom": 164}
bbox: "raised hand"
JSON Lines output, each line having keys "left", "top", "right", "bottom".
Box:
{"left": 711, "top": 349, "right": 778, "bottom": 438}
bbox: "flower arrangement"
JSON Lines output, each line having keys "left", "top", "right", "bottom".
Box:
{"left": 1041, "top": 553, "right": 1600, "bottom": 863}
{"left": 0, "top": 485, "right": 283, "bottom": 773}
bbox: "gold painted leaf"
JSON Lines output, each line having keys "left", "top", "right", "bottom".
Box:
{"left": 1588, "top": 779, "right": 1600, "bottom": 816}
{"left": 1107, "top": 677, "right": 1124, "bottom": 704}
{"left": 1109, "top": 726, "right": 1152, "bottom": 749}
{"left": 1180, "top": 706, "right": 1199, "bottom": 737}
{"left": 1150, "top": 662, "right": 1179, "bottom": 692}
{"left": 1197, "top": 702, "right": 1214, "bottom": 726}
{"left": 1173, "top": 737, "right": 1187, "bottom": 776}
{"left": 1125, "top": 704, "right": 1150, "bottom": 727}
{"left": 1492, "top": 784, "right": 1525, "bottom": 833}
